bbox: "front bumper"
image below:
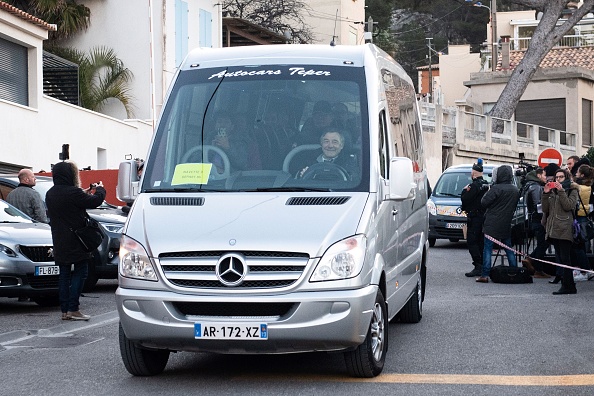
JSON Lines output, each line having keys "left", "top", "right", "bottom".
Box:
{"left": 116, "top": 284, "right": 378, "bottom": 354}
{"left": 429, "top": 214, "right": 466, "bottom": 240}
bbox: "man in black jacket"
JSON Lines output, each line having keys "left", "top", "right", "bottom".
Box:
{"left": 46, "top": 161, "right": 106, "bottom": 321}
{"left": 461, "top": 161, "right": 489, "bottom": 277}
{"left": 476, "top": 165, "right": 520, "bottom": 283}
{"left": 521, "top": 168, "right": 550, "bottom": 278}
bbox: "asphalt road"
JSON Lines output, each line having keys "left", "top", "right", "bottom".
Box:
{"left": 1, "top": 240, "right": 594, "bottom": 396}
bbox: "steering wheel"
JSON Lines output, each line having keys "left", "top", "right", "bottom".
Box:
{"left": 300, "top": 162, "right": 350, "bottom": 181}
{"left": 181, "top": 145, "right": 231, "bottom": 180}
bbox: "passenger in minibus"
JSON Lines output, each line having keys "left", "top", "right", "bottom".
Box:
{"left": 206, "top": 113, "right": 253, "bottom": 173}
{"left": 294, "top": 101, "right": 334, "bottom": 146}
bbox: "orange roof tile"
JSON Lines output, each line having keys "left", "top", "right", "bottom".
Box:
{"left": 498, "top": 45, "right": 594, "bottom": 71}
{"left": 0, "top": 1, "right": 56, "bottom": 31}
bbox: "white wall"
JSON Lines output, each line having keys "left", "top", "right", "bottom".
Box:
{"left": 1, "top": 96, "right": 153, "bottom": 171}
{"left": 62, "top": 0, "right": 221, "bottom": 122}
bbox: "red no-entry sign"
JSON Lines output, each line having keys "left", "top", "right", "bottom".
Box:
{"left": 537, "top": 148, "right": 563, "bottom": 168}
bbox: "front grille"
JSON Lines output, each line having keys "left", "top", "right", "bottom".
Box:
{"left": 19, "top": 245, "right": 54, "bottom": 262}
{"left": 159, "top": 251, "right": 309, "bottom": 290}
{"left": 286, "top": 196, "right": 350, "bottom": 206}
{"left": 172, "top": 302, "right": 296, "bottom": 317}
{"left": 150, "top": 197, "right": 204, "bottom": 206}
{"left": 25, "top": 274, "right": 59, "bottom": 289}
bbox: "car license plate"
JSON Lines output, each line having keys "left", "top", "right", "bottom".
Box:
{"left": 194, "top": 322, "right": 268, "bottom": 340}
{"left": 446, "top": 223, "right": 465, "bottom": 229}
{"left": 35, "top": 266, "right": 59, "bottom": 276}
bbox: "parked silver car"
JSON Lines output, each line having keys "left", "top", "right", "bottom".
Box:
{"left": 0, "top": 175, "right": 126, "bottom": 291}
{"left": 0, "top": 200, "right": 58, "bottom": 306}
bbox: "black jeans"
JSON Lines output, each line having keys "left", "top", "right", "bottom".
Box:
{"left": 528, "top": 220, "right": 549, "bottom": 272}
{"left": 550, "top": 239, "right": 576, "bottom": 289}
{"left": 466, "top": 214, "right": 484, "bottom": 266}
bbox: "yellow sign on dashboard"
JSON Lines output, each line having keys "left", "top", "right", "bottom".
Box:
{"left": 171, "top": 163, "right": 212, "bottom": 185}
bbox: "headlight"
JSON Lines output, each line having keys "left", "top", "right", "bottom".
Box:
{"left": 0, "top": 243, "right": 17, "bottom": 258}
{"left": 310, "top": 235, "right": 366, "bottom": 282}
{"left": 101, "top": 222, "right": 124, "bottom": 233}
{"left": 119, "top": 235, "right": 157, "bottom": 281}
{"left": 426, "top": 199, "right": 436, "bottom": 216}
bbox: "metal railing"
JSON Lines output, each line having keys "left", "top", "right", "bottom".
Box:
{"left": 419, "top": 102, "right": 577, "bottom": 154}
{"left": 510, "top": 34, "right": 594, "bottom": 51}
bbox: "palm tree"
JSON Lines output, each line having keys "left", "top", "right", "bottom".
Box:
{"left": 6, "top": 0, "right": 90, "bottom": 41}
{"left": 47, "top": 46, "right": 135, "bottom": 118}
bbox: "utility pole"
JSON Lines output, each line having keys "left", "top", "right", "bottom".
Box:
{"left": 426, "top": 37, "right": 433, "bottom": 103}
{"left": 491, "top": 0, "right": 498, "bottom": 72}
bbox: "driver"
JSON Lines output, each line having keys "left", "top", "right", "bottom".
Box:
{"left": 298, "top": 129, "right": 359, "bottom": 180}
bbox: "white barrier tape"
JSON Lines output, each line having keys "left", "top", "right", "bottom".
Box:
{"left": 484, "top": 234, "right": 594, "bottom": 274}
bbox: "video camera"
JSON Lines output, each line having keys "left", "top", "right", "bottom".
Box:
{"left": 515, "top": 152, "right": 537, "bottom": 180}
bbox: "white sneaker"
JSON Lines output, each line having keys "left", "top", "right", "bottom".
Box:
{"left": 573, "top": 272, "right": 588, "bottom": 282}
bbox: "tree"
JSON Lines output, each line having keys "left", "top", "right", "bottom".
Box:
{"left": 6, "top": 0, "right": 90, "bottom": 41}
{"left": 490, "top": 0, "right": 594, "bottom": 122}
{"left": 222, "top": 0, "right": 313, "bottom": 43}
{"left": 46, "top": 46, "right": 135, "bottom": 118}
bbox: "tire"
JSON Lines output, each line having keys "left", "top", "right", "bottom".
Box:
{"left": 344, "top": 290, "right": 388, "bottom": 378}
{"left": 397, "top": 277, "right": 423, "bottom": 324}
{"left": 82, "top": 264, "right": 99, "bottom": 293}
{"left": 449, "top": 238, "right": 460, "bottom": 243}
{"left": 119, "top": 323, "right": 170, "bottom": 376}
{"left": 32, "top": 295, "right": 60, "bottom": 307}
{"left": 428, "top": 238, "right": 436, "bottom": 247}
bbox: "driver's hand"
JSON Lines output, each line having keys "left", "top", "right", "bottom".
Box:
{"left": 298, "top": 166, "right": 309, "bottom": 178}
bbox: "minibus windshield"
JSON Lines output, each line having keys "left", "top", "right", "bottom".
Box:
{"left": 142, "top": 65, "right": 369, "bottom": 192}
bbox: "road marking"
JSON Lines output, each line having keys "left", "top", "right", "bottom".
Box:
{"left": 238, "top": 373, "right": 594, "bottom": 386}
{"left": 341, "top": 373, "right": 594, "bottom": 386}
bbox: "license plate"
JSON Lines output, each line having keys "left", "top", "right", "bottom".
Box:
{"left": 35, "top": 266, "right": 59, "bottom": 276}
{"left": 194, "top": 322, "right": 268, "bottom": 340}
{"left": 446, "top": 223, "right": 465, "bottom": 229}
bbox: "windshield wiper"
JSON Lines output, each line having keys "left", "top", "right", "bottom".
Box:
{"left": 253, "top": 187, "right": 332, "bottom": 192}
{"left": 144, "top": 188, "right": 227, "bottom": 193}
{"left": 438, "top": 193, "right": 460, "bottom": 197}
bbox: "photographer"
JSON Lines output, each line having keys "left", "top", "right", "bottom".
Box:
{"left": 46, "top": 161, "right": 106, "bottom": 321}
{"left": 461, "top": 159, "right": 489, "bottom": 277}
{"left": 521, "top": 168, "right": 550, "bottom": 278}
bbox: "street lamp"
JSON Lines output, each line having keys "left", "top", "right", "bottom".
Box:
{"left": 466, "top": 0, "right": 498, "bottom": 72}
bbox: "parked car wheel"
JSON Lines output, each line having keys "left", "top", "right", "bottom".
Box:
{"left": 119, "top": 323, "right": 170, "bottom": 376}
{"left": 344, "top": 290, "right": 387, "bottom": 378}
{"left": 396, "top": 277, "right": 423, "bottom": 324}
{"left": 449, "top": 238, "right": 460, "bottom": 243}
{"left": 428, "top": 238, "right": 436, "bottom": 247}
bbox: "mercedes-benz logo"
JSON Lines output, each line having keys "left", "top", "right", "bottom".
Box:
{"left": 215, "top": 253, "right": 247, "bottom": 286}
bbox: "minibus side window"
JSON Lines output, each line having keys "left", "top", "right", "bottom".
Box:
{"left": 378, "top": 111, "right": 388, "bottom": 179}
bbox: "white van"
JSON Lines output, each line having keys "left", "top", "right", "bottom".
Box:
{"left": 116, "top": 44, "right": 429, "bottom": 378}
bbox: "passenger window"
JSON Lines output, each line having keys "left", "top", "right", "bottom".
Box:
{"left": 378, "top": 111, "right": 388, "bottom": 179}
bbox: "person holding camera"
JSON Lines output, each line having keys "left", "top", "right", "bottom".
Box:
{"left": 542, "top": 168, "right": 579, "bottom": 294}
{"left": 461, "top": 160, "right": 489, "bottom": 277}
{"left": 521, "top": 168, "right": 550, "bottom": 278}
{"left": 46, "top": 161, "right": 106, "bottom": 320}
{"left": 476, "top": 165, "right": 520, "bottom": 283}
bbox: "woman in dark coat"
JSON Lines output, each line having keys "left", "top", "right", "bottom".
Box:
{"left": 46, "top": 161, "right": 106, "bottom": 320}
{"left": 542, "top": 168, "right": 579, "bottom": 294}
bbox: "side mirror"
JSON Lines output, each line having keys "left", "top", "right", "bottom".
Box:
{"left": 116, "top": 160, "right": 139, "bottom": 203}
{"left": 389, "top": 157, "right": 417, "bottom": 200}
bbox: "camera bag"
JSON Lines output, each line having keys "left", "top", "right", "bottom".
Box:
{"left": 490, "top": 265, "right": 533, "bottom": 284}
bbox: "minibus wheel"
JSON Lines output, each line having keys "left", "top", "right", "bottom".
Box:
{"left": 119, "top": 323, "right": 170, "bottom": 376}
{"left": 344, "top": 290, "right": 387, "bottom": 377}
